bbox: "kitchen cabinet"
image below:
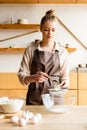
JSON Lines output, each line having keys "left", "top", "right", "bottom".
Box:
{"left": 77, "top": 68, "right": 87, "bottom": 105}
{"left": 0, "top": 71, "right": 78, "bottom": 104}
{"left": 0, "top": 90, "right": 27, "bottom": 98}
{"left": 0, "top": 73, "right": 28, "bottom": 98}
{"left": 0, "top": 69, "right": 87, "bottom": 105}
{"left": 1, "top": 69, "right": 87, "bottom": 105}
{"left": 78, "top": 68, "right": 87, "bottom": 89}
{"left": 69, "top": 70, "right": 77, "bottom": 90}
{"left": 76, "top": 0, "right": 87, "bottom": 3}
{"left": 78, "top": 90, "right": 87, "bottom": 105}
{"left": 67, "top": 70, "right": 78, "bottom": 105}
{"left": 65, "top": 90, "right": 77, "bottom": 105}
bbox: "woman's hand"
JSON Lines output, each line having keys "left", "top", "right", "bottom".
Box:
{"left": 60, "top": 81, "right": 68, "bottom": 89}
{"left": 34, "top": 71, "right": 48, "bottom": 83}
{"left": 24, "top": 71, "right": 48, "bottom": 85}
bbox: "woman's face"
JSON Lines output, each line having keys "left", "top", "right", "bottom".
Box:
{"left": 40, "top": 20, "right": 58, "bottom": 42}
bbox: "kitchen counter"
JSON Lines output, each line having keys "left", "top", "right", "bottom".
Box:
{"left": 0, "top": 105, "right": 87, "bottom": 130}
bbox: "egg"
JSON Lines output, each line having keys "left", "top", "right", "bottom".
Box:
{"left": 35, "top": 113, "right": 42, "bottom": 120}
{"left": 10, "top": 115, "right": 19, "bottom": 124}
{"left": 19, "top": 118, "right": 26, "bottom": 127}
{"left": 28, "top": 112, "right": 34, "bottom": 119}
{"left": 22, "top": 111, "right": 30, "bottom": 122}
{"left": 32, "top": 115, "right": 39, "bottom": 124}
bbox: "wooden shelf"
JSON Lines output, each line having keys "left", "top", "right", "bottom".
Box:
{"left": 0, "top": 0, "right": 87, "bottom": 3}
{"left": 0, "top": 47, "right": 76, "bottom": 53}
{"left": 0, "top": 24, "right": 76, "bottom": 53}
{"left": 0, "top": 48, "right": 25, "bottom": 53}
{"left": 0, "top": 24, "right": 40, "bottom": 29}
{"left": 0, "top": 0, "right": 37, "bottom": 3}
{"left": 65, "top": 47, "right": 76, "bottom": 52}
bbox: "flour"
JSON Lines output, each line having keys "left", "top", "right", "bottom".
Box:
{"left": 49, "top": 105, "right": 68, "bottom": 113}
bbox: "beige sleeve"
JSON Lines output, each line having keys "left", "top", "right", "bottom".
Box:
{"left": 17, "top": 47, "right": 32, "bottom": 86}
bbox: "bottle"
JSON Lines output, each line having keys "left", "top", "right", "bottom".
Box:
{"left": 9, "top": 17, "right": 14, "bottom": 24}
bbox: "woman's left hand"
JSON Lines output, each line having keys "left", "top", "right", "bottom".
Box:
{"left": 60, "top": 81, "right": 68, "bottom": 89}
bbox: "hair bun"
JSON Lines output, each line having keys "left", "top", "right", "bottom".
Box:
{"left": 46, "top": 9, "right": 55, "bottom": 16}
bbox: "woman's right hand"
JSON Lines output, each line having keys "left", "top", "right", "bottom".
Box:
{"left": 34, "top": 71, "right": 48, "bottom": 83}
{"left": 24, "top": 71, "right": 48, "bottom": 84}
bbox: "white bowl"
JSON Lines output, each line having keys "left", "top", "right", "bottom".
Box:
{"left": 42, "top": 94, "right": 75, "bottom": 113}
{"left": 0, "top": 97, "right": 25, "bottom": 113}
{"left": 17, "top": 19, "right": 29, "bottom": 24}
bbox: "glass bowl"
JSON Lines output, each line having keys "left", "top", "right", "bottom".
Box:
{"left": 42, "top": 94, "right": 75, "bottom": 113}
{"left": 0, "top": 97, "right": 25, "bottom": 113}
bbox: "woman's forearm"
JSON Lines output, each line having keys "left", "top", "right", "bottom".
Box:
{"left": 24, "top": 75, "right": 36, "bottom": 85}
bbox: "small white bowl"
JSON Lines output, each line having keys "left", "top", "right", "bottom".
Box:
{"left": 17, "top": 19, "right": 29, "bottom": 24}
{"left": 0, "top": 98, "right": 25, "bottom": 113}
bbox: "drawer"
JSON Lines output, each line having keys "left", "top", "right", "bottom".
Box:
{"left": 0, "top": 73, "right": 26, "bottom": 89}
{"left": 0, "top": 90, "right": 27, "bottom": 98}
{"left": 78, "top": 90, "right": 87, "bottom": 105}
{"left": 78, "top": 72, "right": 87, "bottom": 89}
{"left": 65, "top": 90, "right": 77, "bottom": 105}
{"left": 69, "top": 72, "right": 77, "bottom": 89}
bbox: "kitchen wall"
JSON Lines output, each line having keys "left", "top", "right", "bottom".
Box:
{"left": 0, "top": 4, "right": 87, "bottom": 72}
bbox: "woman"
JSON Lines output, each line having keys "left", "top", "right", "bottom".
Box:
{"left": 17, "top": 9, "right": 69, "bottom": 105}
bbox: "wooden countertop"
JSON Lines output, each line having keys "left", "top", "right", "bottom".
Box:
{"left": 0, "top": 105, "right": 87, "bottom": 130}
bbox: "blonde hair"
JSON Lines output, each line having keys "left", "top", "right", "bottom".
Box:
{"left": 40, "top": 9, "right": 58, "bottom": 29}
